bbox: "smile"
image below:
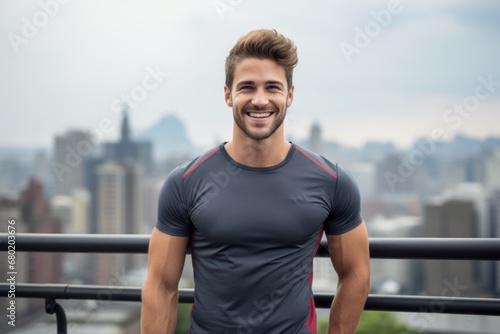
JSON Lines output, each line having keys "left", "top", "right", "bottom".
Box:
{"left": 246, "top": 112, "right": 274, "bottom": 119}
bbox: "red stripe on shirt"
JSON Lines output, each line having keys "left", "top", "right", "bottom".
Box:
{"left": 296, "top": 146, "right": 338, "bottom": 179}
{"left": 182, "top": 147, "right": 220, "bottom": 179}
{"left": 306, "top": 226, "right": 325, "bottom": 333}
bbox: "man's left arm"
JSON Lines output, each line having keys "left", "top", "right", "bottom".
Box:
{"left": 327, "top": 221, "right": 370, "bottom": 334}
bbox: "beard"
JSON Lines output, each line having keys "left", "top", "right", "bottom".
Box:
{"left": 233, "top": 104, "right": 287, "bottom": 141}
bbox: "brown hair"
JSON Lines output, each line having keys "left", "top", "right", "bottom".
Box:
{"left": 225, "top": 29, "right": 298, "bottom": 90}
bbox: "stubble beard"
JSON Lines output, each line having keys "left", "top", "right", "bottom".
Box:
{"left": 233, "top": 105, "right": 287, "bottom": 141}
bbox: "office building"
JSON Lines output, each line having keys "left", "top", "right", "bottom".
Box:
{"left": 52, "top": 130, "right": 97, "bottom": 195}
{"left": 424, "top": 198, "right": 480, "bottom": 297}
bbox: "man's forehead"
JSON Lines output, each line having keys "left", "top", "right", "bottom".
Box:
{"left": 233, "top": 58, "right": 286, "bottom": 83}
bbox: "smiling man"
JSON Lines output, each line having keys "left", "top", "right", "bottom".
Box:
{"left": 141, "top": 29, "right": 370, "bottom": 334}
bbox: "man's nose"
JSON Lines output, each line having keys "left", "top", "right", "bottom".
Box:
{"left": 251, "top": 88, "right": 269, "bottom": 107}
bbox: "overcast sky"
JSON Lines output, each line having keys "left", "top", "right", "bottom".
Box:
{"left": 1, "top": 0, "right": 500, "bottom": 150}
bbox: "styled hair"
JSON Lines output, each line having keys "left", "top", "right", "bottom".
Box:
{"left": 225, "top": 29, "right": 298, "bottom": 90}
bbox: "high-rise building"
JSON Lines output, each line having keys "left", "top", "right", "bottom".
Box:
{"left": 121, "top": 161, "right": 143, "bottom": 273}
{"left": 82, "top": 109, "right": 151, "bottom": 284}
{"left": 86, "top": 108, "right": 152, "bottom": 234}
{"left": 95, "top": 162, "right": 126, "bottom": 285}
{"left": 424, "top": 198, "right": 480, "bottom": 297}
{"left": 96, "top": 163, "right": 126, "bottom": 235}
{"left": 94, "top": 161, "right": 143, "bottom": 285}
{"left": 52, "top": 130, "right": 97, "bottom": 195}
{"left": 20, "top": 179, "right": 63, "bottom": 285}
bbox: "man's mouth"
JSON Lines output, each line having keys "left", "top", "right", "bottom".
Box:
{"left": 247, "top": 112, "right": 272, "bottom": 118}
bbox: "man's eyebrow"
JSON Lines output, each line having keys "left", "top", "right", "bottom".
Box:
{"left": 235, "top": 80, "right": 255, "bottom": 87}
{"left": 265, "top": 80, "right": 285, "bottom": 87}
{"left": 235, "top": 80, "right": 285, "bottom": 87}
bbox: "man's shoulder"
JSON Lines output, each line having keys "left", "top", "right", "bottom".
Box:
{"left": 173, "top": 144, "right": 224, "bottom": 180}
{"left": 293, "top": 144, "right": 339, "bottom": 179}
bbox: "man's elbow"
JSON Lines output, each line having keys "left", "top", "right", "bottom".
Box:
{"left": 341, "top": 269, "right": 370, "bottom": 298}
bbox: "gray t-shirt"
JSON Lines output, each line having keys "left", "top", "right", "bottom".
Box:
{"left": 156, "top": 143, "right": 362, "bottom": 334}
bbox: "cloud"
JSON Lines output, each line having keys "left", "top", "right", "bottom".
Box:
{"left": 1, "top": 0, "right": 499, "bottom": 149}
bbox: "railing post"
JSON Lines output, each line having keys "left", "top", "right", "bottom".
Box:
{"left": 45, "top": 298, "right": 67, "bottom": 334}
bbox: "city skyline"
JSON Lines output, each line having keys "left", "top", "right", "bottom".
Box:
{"left": 1, "top": 109, "right": 500, "bottom": 152}
{"left": 1, "top": 1, "right": 500, "bottom": 149}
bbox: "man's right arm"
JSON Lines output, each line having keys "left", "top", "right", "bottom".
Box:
{"left": 141, "top": 227, "right": 190, "bottom": 334}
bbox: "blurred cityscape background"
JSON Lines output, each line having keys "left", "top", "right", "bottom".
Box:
{"left": 1, "top": 0, "right": 500, "bottom": 333}
{"left": 1, "top": 110, "right": 500, "bottom": 333}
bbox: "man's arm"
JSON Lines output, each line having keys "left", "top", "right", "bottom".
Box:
{"left": 327, "top": 221, "right": 370, "bottom": 334}
{"left": 141, "top": 227, "right": 190, "bottom": 334}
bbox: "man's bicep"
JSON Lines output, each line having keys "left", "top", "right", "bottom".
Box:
{"left": 324, "top": 165, "right": 363, "bottom": 235}
{"left": 157, "top": 167, "right": 192, "bottom": 237}
{"left": 147, "top": 227, "right": 190, "bottom": 288}
{"left": 327, "top": 221, "right": 370, "bottom": 279}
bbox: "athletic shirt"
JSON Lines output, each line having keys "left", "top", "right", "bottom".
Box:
{"left": 156, "top": 143, "right": 362, "bottom": 334}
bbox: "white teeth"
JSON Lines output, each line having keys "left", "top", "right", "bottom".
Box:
{"left": 249, "top": 112, "right": 271, "bottom": 118}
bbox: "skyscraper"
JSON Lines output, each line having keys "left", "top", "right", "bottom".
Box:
{"left": 94, "top": 161, "right": 143, "bottom": 285}
{"left": 52, "top": 130, "right": 97, "bottom": 195}
{"left": 83, "top": 108, "right": 150, "bottom": 284}
{"left": 424, "top": 199, "right": 480, "bottom": 297}
{"left": 95, "top": 162, "right": 125, "bottom": 285}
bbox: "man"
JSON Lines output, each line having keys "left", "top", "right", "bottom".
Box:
{"left": 141, "top": 29, "right": 370, "bottom": 334}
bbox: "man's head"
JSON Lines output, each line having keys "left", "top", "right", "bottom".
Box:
{"left": 225, "top": 29, "right": 298, "bottom": 91}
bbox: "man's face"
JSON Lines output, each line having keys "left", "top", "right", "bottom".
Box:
{"left": 224, "top": 58, "right": 294, "bottom": 141}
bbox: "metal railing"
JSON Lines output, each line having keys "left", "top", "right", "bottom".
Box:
{"left": 1, "top": 234, "right": 500, "bottom": 333}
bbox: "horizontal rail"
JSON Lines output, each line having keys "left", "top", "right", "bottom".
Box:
{"left": 1, "top": 283, "right": 499, "bottom": 316}
{"left": 1, "top": 234, "right": 500, "bottom": 260}
{"left": 0, "top": 233, "right": 150, "bottom": 254}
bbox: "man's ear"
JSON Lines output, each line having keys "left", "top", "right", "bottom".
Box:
{"left": 286, "top": 84, "right": 294, "bottom": 107}
{"left": 224, "top": 85, "right": 232, "bottom": 107}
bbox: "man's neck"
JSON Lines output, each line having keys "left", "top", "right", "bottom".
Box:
{"left": 224, "top": 137, "right": 292, "bottom": 168}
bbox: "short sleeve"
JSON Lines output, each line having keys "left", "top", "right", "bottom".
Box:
{"left": 324, "top": 165, "right": 363, "bottom": 235}
{"left": 156, "top": 166, "right": 192, "bottom": 237}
